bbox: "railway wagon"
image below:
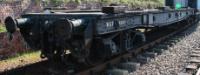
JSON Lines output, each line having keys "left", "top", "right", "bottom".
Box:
{"left": 4, "top": 1, "right": 200, "bottom": 65}
{"left": 188, "top": 0, "right": 200, "bottom": 12}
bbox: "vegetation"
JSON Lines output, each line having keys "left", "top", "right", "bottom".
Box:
{"left": 0, "top": 0, "right": 24, "bottom": 3}
{"left": 5, "top": 51, "right": 40, "bottom": 61}
{"left": 42, "top": 0, "right": 164, "bottom": 8}
{"left": 0, "top": 24, "right": 6, "bottom": 33}
{"left": 0, "top": 51, "right": 42, "bottom": 71}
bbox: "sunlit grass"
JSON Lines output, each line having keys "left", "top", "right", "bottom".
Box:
{"left": 0, "top": 51, "right": 42, "bottom": 72}
{"left": 0, "top": 51, "right": 41, "bottom": 65}
{"left": 4, "top": 51, "right": 41, "bottom": 62}
{"left": 0, "top": 24, "right": 6, "bottom": 33}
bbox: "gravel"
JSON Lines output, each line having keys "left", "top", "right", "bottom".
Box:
{"left": 132, "top": 23, "right": 200, "bottom": 75}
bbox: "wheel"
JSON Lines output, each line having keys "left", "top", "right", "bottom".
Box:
{"left": 85, "top": 39, "right": 109, "bottom": 65}
{"left": 40, "top": 19, "right": 70, "bottom": 61}
{"left": 134, "top": 32, "right": 146, "bottom": 45}
{"left": 69, "top": 40, "right": 90, "bottom": 64}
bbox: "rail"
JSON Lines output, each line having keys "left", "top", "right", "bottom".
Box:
{"left": 75, "top": 17, "right": 198, "bottom": 75}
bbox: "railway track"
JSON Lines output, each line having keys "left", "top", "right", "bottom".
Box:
{"left": 178, "top": 47, "right": 200, "bottom": 75}
{"left": 75, "top": 20, "right": 199, "bottom": 75}
{"left": 133, "top": 21, "right": 200, "bottom": 75}
{"left": 178, "top": 34, "right": 200, "bottom": 74}
{"left": 0, "top": 17, "right": 198, "bottom": 75}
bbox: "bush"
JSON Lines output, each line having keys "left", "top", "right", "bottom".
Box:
{"left": 45, "top": 0, "right": 164, "bottom": 8}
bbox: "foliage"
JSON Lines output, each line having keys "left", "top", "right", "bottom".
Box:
{"left": 43, "top": 0, "right": 164, "bottom": 8}
{"left": 35, "top": 0, "right": 41, "bottom": 5}
{"left": 100, "top": 0, "right": 111, "bottom": 3}
{"left": 0, "top": 0, "right": 164, "bottom": 9}
{"left": 50, "top": 0, "right": 63, "bottom": 6}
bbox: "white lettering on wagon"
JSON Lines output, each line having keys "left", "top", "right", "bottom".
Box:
{"left": 118, "top": 20, "right": 126, "bottom": 25}
{"left": 106, "top": 21, "right": 114, "bottom": 28}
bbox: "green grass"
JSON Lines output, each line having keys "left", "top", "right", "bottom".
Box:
{"left": 0, "top": 24, "right": 7, "bottom": 33}
{"left": 0, "top": 51, "right": 42, "bottom": 71}
{"left": 4, "top": 51, "right": 41, "bottom": 62}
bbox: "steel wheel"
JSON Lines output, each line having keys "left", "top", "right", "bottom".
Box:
{"left": 85, "top": 39, "right": 108, "bottom": 65}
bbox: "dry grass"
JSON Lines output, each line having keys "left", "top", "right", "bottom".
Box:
{"left": 0, "top": 51, "right": 43, "bottom": 72}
